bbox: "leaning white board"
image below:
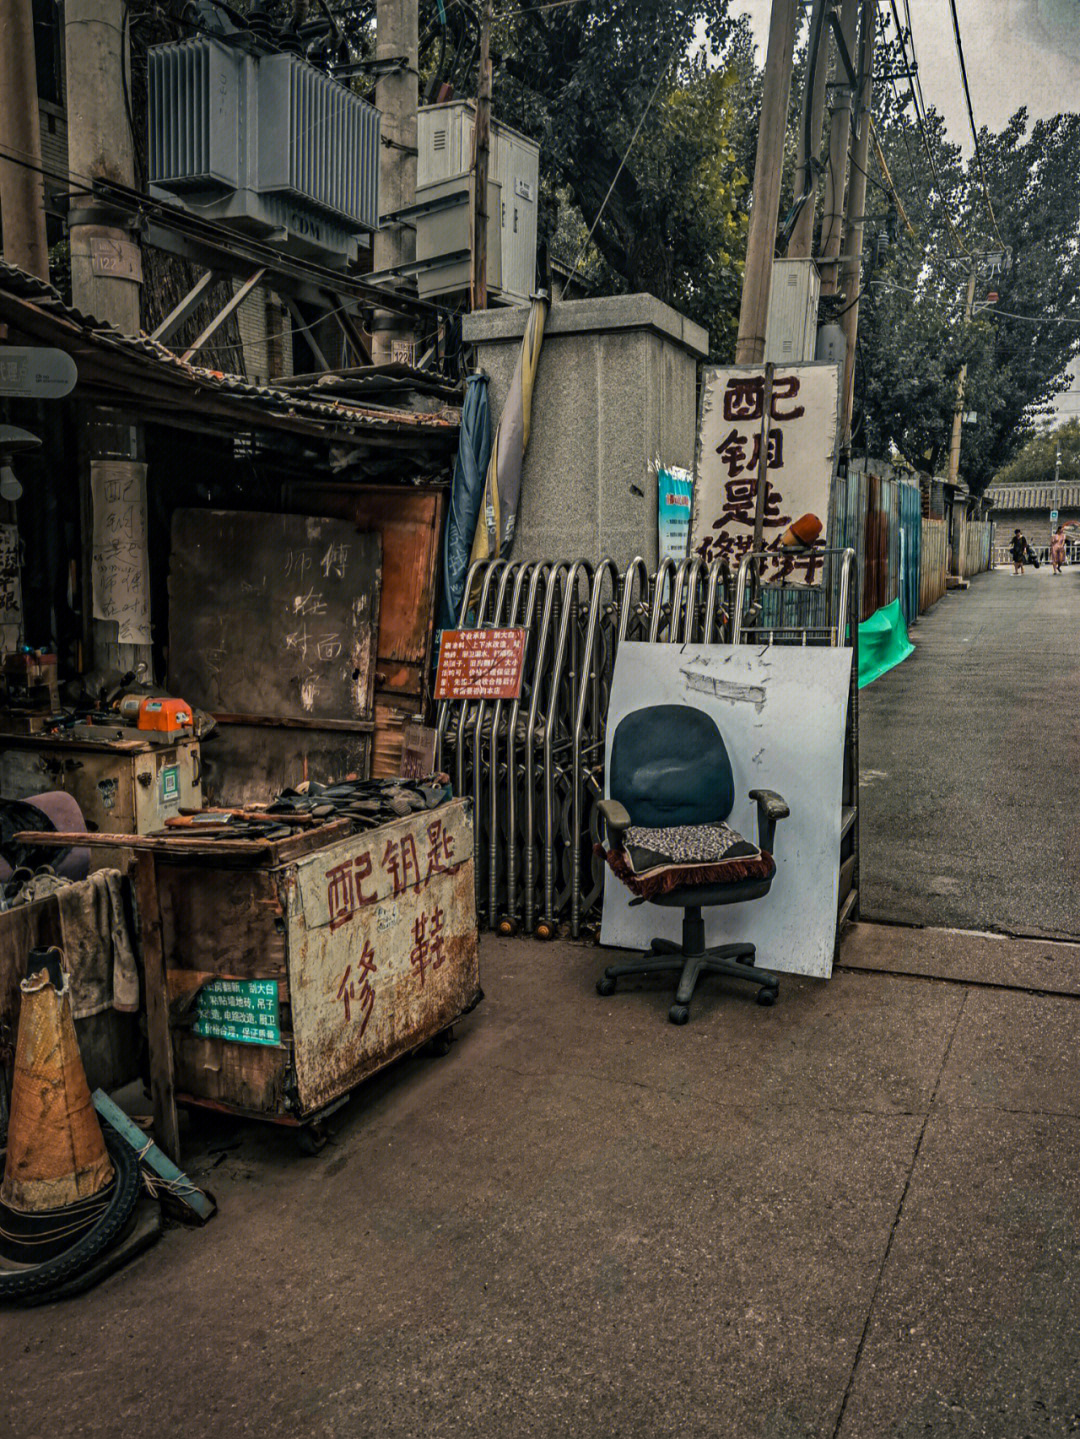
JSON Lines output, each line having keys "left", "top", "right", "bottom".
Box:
{"left": 599, "top": 643, "right": 852, "bottom": 979}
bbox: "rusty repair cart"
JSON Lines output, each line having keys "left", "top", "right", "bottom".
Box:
{"left": 23, "top": 798, "right": 480, "bottom": 1157}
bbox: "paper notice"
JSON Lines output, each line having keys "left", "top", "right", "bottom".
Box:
{"left": 0, "top": 523, "right": 24, "bottom": 654}
{"left": 91, "top": 460, "right": 152, "bottom": 644}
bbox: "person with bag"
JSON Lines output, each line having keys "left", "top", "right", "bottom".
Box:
{"left": 1010, "top": 529, "right": 1028, "bottom": 574}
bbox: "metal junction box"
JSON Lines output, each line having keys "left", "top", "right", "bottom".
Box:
{"left": 416, "top": 101, "right": 539, "bottom": 305}
{"left": 147, "top": 36, "right": 381, "bottom": 264}
{"left": 764, "top": 258, "right": 821, "bottom": 365}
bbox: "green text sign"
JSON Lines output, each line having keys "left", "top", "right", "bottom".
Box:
{"left": 193, "top": 979, "right": 280, "bottom": 1046}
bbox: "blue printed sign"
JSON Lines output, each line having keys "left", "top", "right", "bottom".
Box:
{"left": 658, "top": 466, "right": 694, "bottom": 562}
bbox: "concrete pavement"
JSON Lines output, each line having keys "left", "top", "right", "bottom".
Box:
{"left": 5, "top": 924, "right": 1080, "bottom": 1439}
{"left": 859, "top": 563, "right": 1080, "bottom": 938}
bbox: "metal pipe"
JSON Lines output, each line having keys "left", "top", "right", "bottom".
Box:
{"left": 504, "top": 563, "right": 550, "bottom": 932}
{"left": 486, "top": 563, "right": 530, "bottom": 927}
{"left": 617, "top": 558, "right": 650, "bottom": 642}
{"left": 649, "top": 557, "right": 677, "bottom": 642}
{"left": 454, "top": 559, "right": 506, "bottom": 799}
{"left": 541, "top": 561, "right": 592, "bottom": 931}
{"left": 470, "top": 562, "right": 520, "bottom": 923}
{"left": 435, "top": 556, "right": 488, "bottom": 772}
{"left": 570, "top": 559, "right": 618, "bottom": 936}
{"left": 523, "top": 562, "right": 569, "bottom": 932}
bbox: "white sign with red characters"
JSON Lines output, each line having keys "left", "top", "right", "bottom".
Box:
{"left": 690, "top": 362, "right": 840, "bottom": 585}
{"left": 287, "top": 798, "right": 479, "bottom": 1113}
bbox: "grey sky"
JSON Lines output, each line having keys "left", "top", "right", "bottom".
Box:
{"left": 734, "top": 0, "right": 1080, "bottom": 149}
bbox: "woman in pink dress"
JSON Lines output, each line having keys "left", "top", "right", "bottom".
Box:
{"left": 1051, "top": 522, "right": 1075, "bottom": 574}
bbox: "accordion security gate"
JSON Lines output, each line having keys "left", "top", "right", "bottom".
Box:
{"left": 436, "top": 550, "right": 859, "bottom": 943}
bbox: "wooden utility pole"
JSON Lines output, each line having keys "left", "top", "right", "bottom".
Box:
{"left": 0, "top": 0, "right": 50, "bottom": 279}
{"left": 372, "top": 0, "right": 418, "bottom": 363}
{"left": 787, "top": 0, "right": 831, "bottom": 261}
{"left": 818, "top": 0, "right": 859, "bottom": 296}
{"left": 735, "top": 0, "right": 798, "bottom": 365}
{"left": 946, "top": 266, "right": 978, "bottom": 488}
{"left": 470, "top": 0, "right": 493, "bottom": 311}
{"left": 838, "top": 0, "right": 877, "bottom": 456}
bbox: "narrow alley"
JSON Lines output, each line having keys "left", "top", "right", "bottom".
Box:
{"left": 860, "top": 563, "right": 1080, "bottom": 937}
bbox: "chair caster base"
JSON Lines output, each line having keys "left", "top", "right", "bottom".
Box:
{"left": 756, "top": 984, "right": 778, "bottom": 1006}
{"left": 668, "top": 1004, "right": 690, "bottom": 1025}
{"left": 596, "top": 975, "right": 617, "bottom": 997}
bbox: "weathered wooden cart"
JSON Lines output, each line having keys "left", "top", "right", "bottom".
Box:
{"left": 24, "top": 799, "right": 480, "bottom": 1154}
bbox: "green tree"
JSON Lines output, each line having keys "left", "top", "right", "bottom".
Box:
{"left": 991, "top": 418, "right": 1080, "bottom": 488}
{"left": 856, "top": 99, "right": 1080, "bottom": 490}
{"left": 483, "top": 2, "right": 756, "bottom": 359}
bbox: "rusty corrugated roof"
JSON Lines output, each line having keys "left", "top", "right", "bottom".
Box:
{"left": 0, "top": 260, "right": 460, "bottom": 448}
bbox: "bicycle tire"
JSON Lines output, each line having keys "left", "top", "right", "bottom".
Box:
{"left": 0, "top": 1127, "right": 141, "bottom": 1304}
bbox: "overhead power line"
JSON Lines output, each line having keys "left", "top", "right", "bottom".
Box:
{"left": 945, "top": 0, "right": 1006, "bottom": 247}
{"left": 884, "top": 0, "right": 969, "bottom": 257}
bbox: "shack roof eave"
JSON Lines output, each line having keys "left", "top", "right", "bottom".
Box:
{"left": 0, "top": 260, "right": 460, "bottom": 454}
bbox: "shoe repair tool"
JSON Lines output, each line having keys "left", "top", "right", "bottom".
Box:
{"left": 57, "top": 692, "right": 194, "bottom": 745}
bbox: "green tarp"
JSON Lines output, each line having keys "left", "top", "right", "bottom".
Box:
{"left": 858, "top": 599, "right": 914, "bottom": 688}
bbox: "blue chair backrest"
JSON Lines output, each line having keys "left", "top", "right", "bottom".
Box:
{"left": 609, "top": 704, "right": 735, "bottom": 828}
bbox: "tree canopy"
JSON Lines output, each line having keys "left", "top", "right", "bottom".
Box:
{"left": 990, "top": 418, "right": 1080, "bottom": 489}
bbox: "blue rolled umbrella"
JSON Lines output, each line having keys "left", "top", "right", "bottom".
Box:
{"left": 438, "top": 371, "right": 492, "bottom": 632}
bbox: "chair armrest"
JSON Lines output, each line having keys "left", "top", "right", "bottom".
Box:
{"left": 749, "top": 789, "right": 790, "bottom": 821}
{"left": 748, "top": 789, "right": 789, "bottom": 853}
{"left": 597, "top": 798, "right": 631, "bottom": 851}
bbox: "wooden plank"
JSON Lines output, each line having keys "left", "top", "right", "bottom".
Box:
{"left": 12, "top": 818, "right": 351, "bottom": 863}
{"left": 157, "top": 865, "right": 288, "bottom": 980}
{"left": 212, "top": 712, "right": 375, "bottom": 734}
{"left": 172, "top": 1031, "right": 291, "bottom": 1117}
{"left": 134, "top": 852, "right": 182, "bottom": 1164}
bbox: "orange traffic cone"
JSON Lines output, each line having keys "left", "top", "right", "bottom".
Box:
{"left": 1, "top": 948, "right": 114, "bottom": 1213}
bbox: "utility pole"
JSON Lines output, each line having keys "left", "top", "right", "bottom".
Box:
{"left": 838, "top": 0, "right": 876, "bottom": 457}
{"left": 66, "top": 0, "right": 151, "bottom": 677}
{"left": 818, "top": 0, "right": 859, "bottom": 296}
{"left": 0, "top": 0, "right": 50, "bottom": 279}
{"left": 470, "top": 0, "right": 493, "bottom": 312}
{"left": 945, "top": 265, "right": 977, "bottom": 489}
{"left": 735, "top": 0, "right": 798, "bottom": 365}
{"left": 787, "top": 0, "right": 831, "bottom": 261}
{"left": 371, "top": 0, "right": 418, "bottom": 364}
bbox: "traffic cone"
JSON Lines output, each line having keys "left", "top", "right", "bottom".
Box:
{"left": 1, "top": 948, "right": 114, "bottom": 1213}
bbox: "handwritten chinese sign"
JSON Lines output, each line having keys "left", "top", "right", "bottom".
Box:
{"left": 691, "top": 364, "right": 839, "bottom": 585}
{"left": 193, "top": 979, "right": 280, "bottom": 1046}
{"left": 0, "top": 523, "right": 24, "bottom": 654}
{"left": 289, "top": 799, "right": 479, "bottom": 1114}
{"left": 91, "top": 460, "right": 152, "bottom": 644}
{"left": 434, "top": 628, "right": 528, "bottom": 701}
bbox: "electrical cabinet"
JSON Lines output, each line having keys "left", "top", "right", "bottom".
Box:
{"left": 765, "top": 259, "right": 821, "bottom": 365}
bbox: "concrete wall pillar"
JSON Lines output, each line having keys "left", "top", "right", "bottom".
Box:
{"left": 462, "top": 294, "right": 708, "bottom": 568}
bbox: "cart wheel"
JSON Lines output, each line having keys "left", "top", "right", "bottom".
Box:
{"left": 429, "top": 1026, "right": 454, "bottom": 1058}
{"left": 534, "top": 920, "right": 556, "bottom": 941}
{"left": 297, "top": 1122, "right": 328, "bottom": 1156}
{"left": 497, "top": 916, "right": 519, "bottom": 937}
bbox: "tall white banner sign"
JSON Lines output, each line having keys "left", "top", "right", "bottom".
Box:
{"left": 691, "top": 362, "right": 840, "bottom": 584}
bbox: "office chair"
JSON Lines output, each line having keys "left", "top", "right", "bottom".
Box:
{"left": 596, "top": 703, "right": 788, "bottom": 1023}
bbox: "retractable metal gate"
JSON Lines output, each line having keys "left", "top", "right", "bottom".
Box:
{"left": 436, "top": 549, "right": 859, "bottom": 944}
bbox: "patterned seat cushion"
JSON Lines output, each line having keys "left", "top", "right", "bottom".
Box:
{"left": 599, "top": 820, "right": 775, "bottom": 901}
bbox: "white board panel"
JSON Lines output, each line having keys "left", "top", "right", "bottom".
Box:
{"left": 599, "top": 643, "right": 852, "bottom": 979}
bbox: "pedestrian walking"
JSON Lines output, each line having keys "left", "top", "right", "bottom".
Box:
{"left": 1010, "top": 528, "right": 1027, "bottom": 574}
{"left": 1050, "top": 522, "right": 1075, "bottom": 574}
